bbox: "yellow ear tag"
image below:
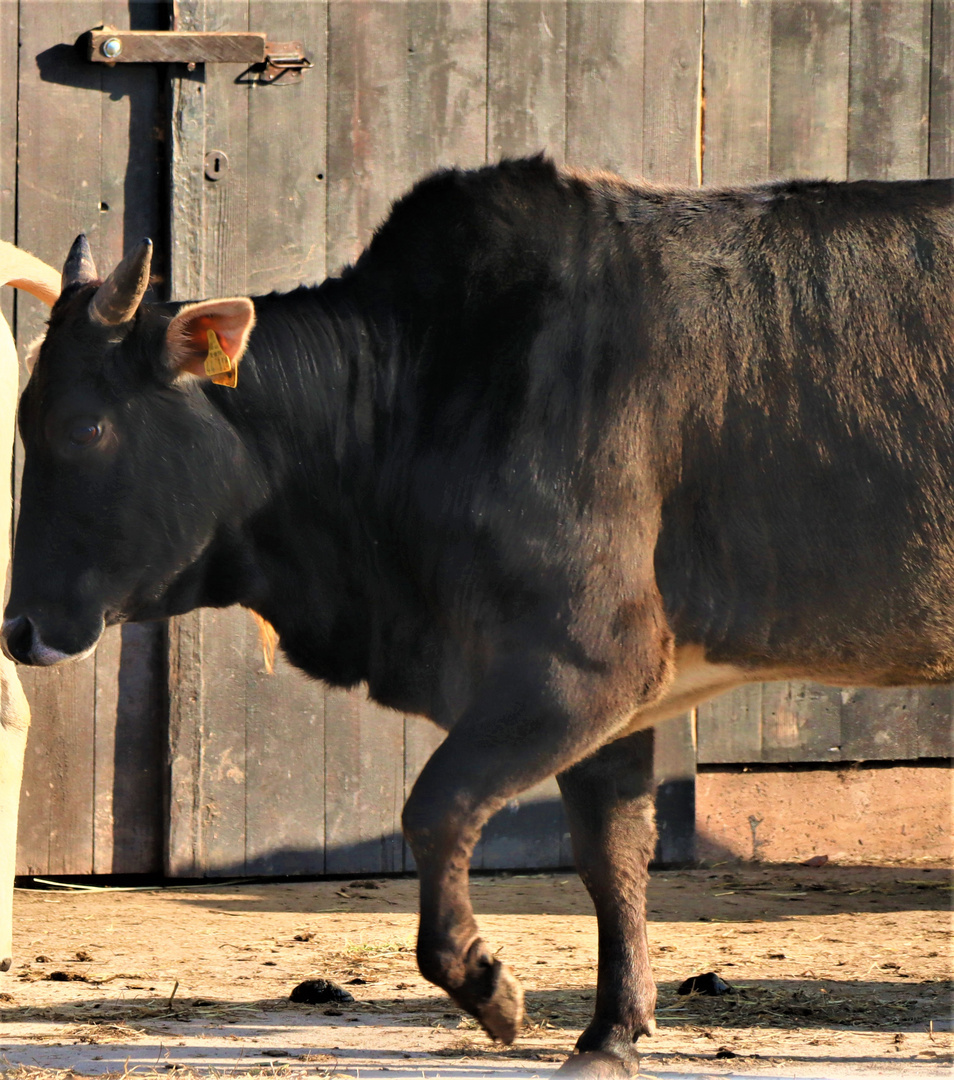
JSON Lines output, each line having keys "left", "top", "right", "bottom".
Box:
{"left": 204, "top": 329, "right": 238, "bottom": 388}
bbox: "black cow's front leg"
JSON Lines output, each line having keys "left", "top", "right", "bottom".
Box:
{"left": 555, "top": 730, "right": 658, "bottom": 1077}
{"left": 401, "top": 652, "right": 657, "bottom": 1045}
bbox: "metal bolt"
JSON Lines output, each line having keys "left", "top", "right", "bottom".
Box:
{"left": 101, "top": 37, "right": 122, "bottom": 59}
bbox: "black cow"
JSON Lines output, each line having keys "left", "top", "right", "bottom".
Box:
{"left": 6, "top": 156, "right": 954, "bottom": 1076}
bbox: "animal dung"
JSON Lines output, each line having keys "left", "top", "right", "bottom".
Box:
{"left": 289, "top": 978, "right": 356, "bottom": 1005}
{"left": 677, "top": 972, "right": 734, "bottom": 996}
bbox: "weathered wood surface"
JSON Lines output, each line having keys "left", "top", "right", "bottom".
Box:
{"left": 848, "top": 0, "right": 931, "bottom": 182}
{"left": 642, "top": 0, "right": 703, "bottom": 185}
{"left": 769, "top": 0, "right": 850, "bottom": 179}
{"left": 931, "top": 1, "right": 954, "bottom": 178}
{"left": 703, "top": 0, "right": 772, "bottom": 184}
{"left": 13, "top": 0, "right": 165, "bottom": 875}
{"left": 7, "top": 0, "right": 953, "bottom": 877}
{"left": 168, "top": 0, "right": 333, "bottom": 877}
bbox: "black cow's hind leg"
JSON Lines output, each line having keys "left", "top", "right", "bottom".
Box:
{"left": 555, "top": 729, "right": 658, "bottom": 1077}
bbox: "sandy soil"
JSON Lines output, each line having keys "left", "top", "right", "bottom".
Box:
{"left": 0, "top": 864, "right": 951, "bottom": 1079}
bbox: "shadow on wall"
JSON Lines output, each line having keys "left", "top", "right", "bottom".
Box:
{"left": 191, "top": 783, "right": 699, "bottom": 882}
{"left": 34, "top": 3, "right": 168, "bottom": 274}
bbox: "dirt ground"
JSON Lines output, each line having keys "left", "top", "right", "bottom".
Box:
{"left": 0, "top": 864, "right": 951, "bottom": 1079}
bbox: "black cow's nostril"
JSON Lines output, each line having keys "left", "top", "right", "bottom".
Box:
{"left": 2, "top": 615, "right": 34, "bottom": 664}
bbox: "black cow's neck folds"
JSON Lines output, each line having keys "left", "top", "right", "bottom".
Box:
{"left": 200, "top": 281, "right": 440, "bottom": 714}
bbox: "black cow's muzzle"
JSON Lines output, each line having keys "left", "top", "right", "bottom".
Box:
{"left": 1, "top": 614, "right": 103, "bottom": 666}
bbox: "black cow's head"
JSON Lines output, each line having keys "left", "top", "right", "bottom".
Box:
{"left": 2, "top": 236, "right": 258, "bottom": 665}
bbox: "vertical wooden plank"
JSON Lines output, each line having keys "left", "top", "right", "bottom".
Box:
{"left": 930, "top": 0, "right": 954, "bottom": 177}
{"left": 326, "top": 0, "right": 410, "bottom": 273}
{"left": 840, "top": 0, "right": 933, "bottom": 765}
{"left": 566, "top": 0, "right": 644, "bottom": 174}
{"left": 170, "top": 606, "right": 249, "bottom": 876}
{"left": 400, "top": 1, "right": 488, "bottom": 869}
{"left": 321, "top": 0, "right": 411, "bottom": 875}
{"left": 194, "top": 612, "right": 249, "bottom": 874}
{"left": 848, "top": 0, "right": 931, "bottom": 180}
{"left": 246, "top": 1, "right": 327, "bottom": 292}
{"left": 92, "top": 629, "right": 121, "bottom": 875}
{"left": 488, "top": 0, "right": 566, "bottom": 162}
{"left": 640, "top": 0, "right": 704, "bottom": 864}
{"left": 167, "top": 613, "right": 204, "bottom": 876}
{"left": 327, "top": 1, "right": 487, "bottom": 875}
{"left": 200, "top": 2, "right": 251, "bottom": 296}
{"left": 564, "top": 0, "right": 697, "bottom": 866}
{"left": 770, "top": 0, "right": 851, "bottom": 179}
{"left": 324, "top": 689, "right": 404, "bottom": 875}
{"left": 170, "top": 0, "right": 257, "bottom": 859}
{"left": 642, "top": 0, "right": 703, "bottom": 185}
{"left": 762, "top": 5, "right": 849, "bottom": 764}
{"left": 244, "top": 620, "right": 328, "bottom": 876}
{"left": 167, "top": 0, "right": 218, "bottom": 876}
{"left": 406, "top": 0, "right": 488, "bottom": 175}
{"left": 428, "top": 0, "right": 572, "bottom": 871}
{"left": 169, "top": 0, "right": 252, "bottom": 291}
{"left": 702, "top": 0, "right": 772, "bottom": 185}
{"left": 108, "top": 624, "right": 165, "bottom": 874}
{"left": 241, "top": 1, "right": 329, "bottom": 875}
{"left": 91, "top": 622, "right": 165, "bottom": 875}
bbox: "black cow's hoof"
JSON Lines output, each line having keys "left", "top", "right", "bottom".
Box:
{"left": 474, "top": 961, "right": 523, "bottom": 1043}
{"left": 451, "top": 943, "right": 524, "bottom": 1044}
{"left": 555, "top": 1050, "right": 639, "bottom": 1078}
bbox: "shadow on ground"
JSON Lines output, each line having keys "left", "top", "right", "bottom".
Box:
{"left": 1, "top": 976, "right": 950, "bottom": 1033}
{"left": 148, "top": 865, "right": 954, "bottom": 922}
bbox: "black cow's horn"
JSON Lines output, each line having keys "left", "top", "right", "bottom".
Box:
{"left": 89, "top": 238, "right": 153, "bottom": 326}
{"left": 61, "top": 234, "right": 98, "bottom": 291}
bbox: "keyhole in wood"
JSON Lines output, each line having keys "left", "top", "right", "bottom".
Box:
{"left": 204, "top": 150, "right": 229, "bottom": 181}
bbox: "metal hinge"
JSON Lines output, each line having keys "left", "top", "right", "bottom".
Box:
{"left": 85, "top": 27, "right": 312, "bottom": 84}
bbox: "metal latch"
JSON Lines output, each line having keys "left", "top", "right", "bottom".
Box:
{"left": 86, "top": 27, "right": 312, "bottom": 83}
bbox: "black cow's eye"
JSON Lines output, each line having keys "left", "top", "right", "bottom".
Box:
{"left": 69, "top": 422, "right": 103, "bottom": 447}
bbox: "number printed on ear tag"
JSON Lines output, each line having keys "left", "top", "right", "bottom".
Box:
{"left": 204, "top": 329, "right": 238, "bottom": 388}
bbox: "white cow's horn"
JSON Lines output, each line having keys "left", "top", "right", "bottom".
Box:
{"left": 89, "top": 238, "right": 153, "bottom": 326}
{"left": 61, "top": 234, "right": 98, "bottom": 291}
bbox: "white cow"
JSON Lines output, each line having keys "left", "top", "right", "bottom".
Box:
{"left": 0, "top": 241, "right": 59, "bottom": 970}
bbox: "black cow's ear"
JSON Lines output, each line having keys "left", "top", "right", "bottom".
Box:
{"left": 165, "top": 298, "right": 255, "bottom": 386}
